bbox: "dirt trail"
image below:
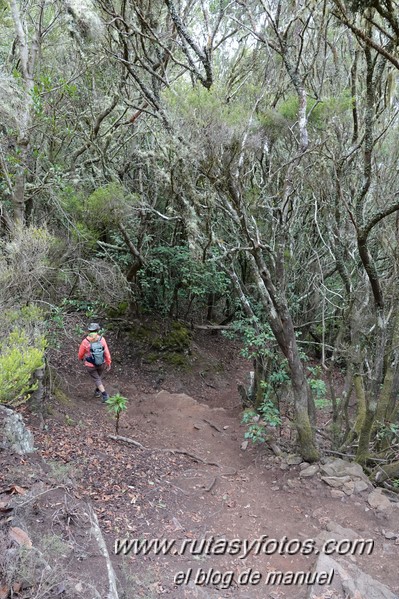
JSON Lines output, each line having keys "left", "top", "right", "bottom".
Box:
{"left": 111, "top": 387, "right": 399, "bottom": 599}
{"left": 2, "top": 328, "right": 399, "bottom": 599}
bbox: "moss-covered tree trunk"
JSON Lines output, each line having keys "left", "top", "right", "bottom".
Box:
{"left": 353, "top": 374, "right": 366, "bottom": 435}
{"left": 266, "top": 322, "right": 318, "bottom": 461}
{"left": 371, "top": 460, "right": 399, "bottom": 484}
{"left": 356, "top": 310, "right": 387, "bottom": 465}
{"left": 10, "top": 0, "right": 36, "bottom": 225}
{"left": 229, "top": 256, "right": 318, "bottom": 461}
{"left": 289, "top": 354, "right": 319, "bottom": 462}
{"left": 353, "top": 45, "right": 388, "bottom": 465}
{"left": 356, "top": 407, "right": 376, "bottom": 465}
{"left": 375, "top": 308, "right": 399, "bottom": 425}
{"left": 245, "top": 248, "right": 319, "bottom": 461}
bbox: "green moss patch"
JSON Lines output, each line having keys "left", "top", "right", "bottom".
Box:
{"left": 127, "top": 321, "right": 192, "bottom": 368}
{"left": 163, "top": 352, "right": 189, "bottom": 367}
{"left": 152, "top": 322, "right": 191, "bottom": 352}
{"left": 53, "top": 387, "right": 71, "bottom": 405}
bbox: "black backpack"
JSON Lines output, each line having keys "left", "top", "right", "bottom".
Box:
{"left": 88, "top": 336, "right": 105, "bottom": 366}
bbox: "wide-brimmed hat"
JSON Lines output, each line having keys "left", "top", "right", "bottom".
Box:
{"left": 87, "top": 323, "right": 101, "bottom": 332}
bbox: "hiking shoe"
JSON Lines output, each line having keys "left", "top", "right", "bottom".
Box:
{"left": 101, "top": 393, "right": 109, "bottom": 403}
{"left": 94, "top": 389, "right": 101, "bottom": 398}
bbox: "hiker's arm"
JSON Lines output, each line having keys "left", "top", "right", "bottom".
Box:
{"left": 103, "top": 339, "right": 111, "bottom": 367}
{"left": 78, "top": 340, "right": 88, "bottom": 361}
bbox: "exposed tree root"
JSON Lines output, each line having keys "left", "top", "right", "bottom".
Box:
{"left": 108, "top": 434, "right": 236, "bottom": 475}
{"left": 108, "top": 434, "right": 145, "bottom": 449}
{"left": 88, "top": 505, "right": 119, "bottom": 599}
{"left": 202, "top": 476, "right": 218, "bottom": 492}
{"left": 203, "top": 418, "right": 223, "bottom": 432}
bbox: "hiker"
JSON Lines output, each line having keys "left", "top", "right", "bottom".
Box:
{"left": 78, "top": 323, "right": 111, "bottom": 403}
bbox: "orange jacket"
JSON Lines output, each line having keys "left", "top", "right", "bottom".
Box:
{"left": 78, "top": 335, "right": 111, "bottom": 368}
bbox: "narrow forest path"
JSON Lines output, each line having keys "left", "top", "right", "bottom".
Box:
{"left": 2, "top": 328, "right": 398, "bottom": 599}
{"left": 30, "top": 358, "right": 399, "bottom": 599}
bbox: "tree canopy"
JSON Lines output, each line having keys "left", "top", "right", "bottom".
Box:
{"left": 2, "top": 0, "right": 399, "bottom": 464}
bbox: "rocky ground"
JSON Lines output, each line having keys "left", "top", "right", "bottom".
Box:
{"left": 0, "top": 322, "right": 399, "bottom": 599}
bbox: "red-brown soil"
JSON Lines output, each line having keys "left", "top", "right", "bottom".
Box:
{"left": 1, "top": 324, "right": 398, "bottom": 599}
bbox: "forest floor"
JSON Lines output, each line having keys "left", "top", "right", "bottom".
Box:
{"left": 1, "top": 321, "right": 399, "bottom": 599}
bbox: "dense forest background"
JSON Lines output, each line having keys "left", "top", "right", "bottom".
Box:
{"left": 1, "top": 0, "right": 399, "bottom": 470}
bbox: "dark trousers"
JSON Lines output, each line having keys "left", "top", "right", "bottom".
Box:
{"left": 85, "top": 365, "right": 105, "bottom": 388}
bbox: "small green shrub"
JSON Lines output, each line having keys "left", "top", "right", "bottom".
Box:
{"left": 0, "top": 329, "right": 46, "bottom": 406}
{"left": 307, "top": 366, "right": 327, "bottom": 407}
{"left": 259, "top": 397, "right": 282, "bottom": 428}
{"left": 106, "top": 393, "right": 128, "bottom": 434}
{"left": 242, "top": 411, "right": 268, "bottom": 444}
{"left": 86, "top": 183, "right": 139, "bottom": 227}
{"left": 375, "top": 421, "right": 399, "bottom": 444}
{"left": 278, "top": 91, "right": 353, "bottom": 128}
{"left": 242, "top": 399, "right": 281, "bottom": 444}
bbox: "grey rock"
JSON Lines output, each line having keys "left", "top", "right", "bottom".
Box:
{"left": 269, "top": 443, "right": 284, "bottom": 457}
{"left": 330, "top": 489, "right": 346, "bottom": 499}
{"left": 316, "top": 522, "right": 361, "bottom": 551}
{"left": 300, "top": 464, "right": 319, "bottom": 477}
{"left": 325, "top": 521, "right": 360, "bottom": 540}
{"left": 0, "top": 406, "right": 34, "bottom": 454}
{"left": 343, "top": 480, "right": 355, "bottom": 496}
{"left": 286, "top": 454, "right": 303, "bottom": 465}
{"left": 315, "top": 522, "right": 365, "bottom": 553}
{"left": 354, "top": 479, "right": 371, "bottom": 494}
{"left": 383, "top": 531, "right": 398, "bottom": 540}
{"left": 368, "top": 489, "right": 392, "bottom": 512}
{"left": 307, "top": 553, "right": 398, "bottom": 599}
{"left": 321, "top": 475, "right": 351, "bottom": 488}
{"left": 320, "top": 458, "right": 368, "bottom": 482}
{"left": 320, "top": 459, "right": 372, "bottom": 495}
{"left": 300, "top": 461, "right": 310, "bottom": 470}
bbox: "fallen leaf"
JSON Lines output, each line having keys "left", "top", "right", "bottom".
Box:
{"left": 0, "top": 501, "right": 12, "bottom": 512}
{"left": 172, "top": 517, "right": 183, "bottom": 531}
{"left": 9, "top": 527, "right": 32, "bottom": 548}
{"left": 2, "top": 485, "right": 26, "bottom": 496}
{"left": 12, "top": 582, "right": 22, "bottom": 593}
{"left": 11, "top": 485, "right": 26, "bottom": 495}
{"left": 0, "top": 585, "right": 9, "bottom": 599}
